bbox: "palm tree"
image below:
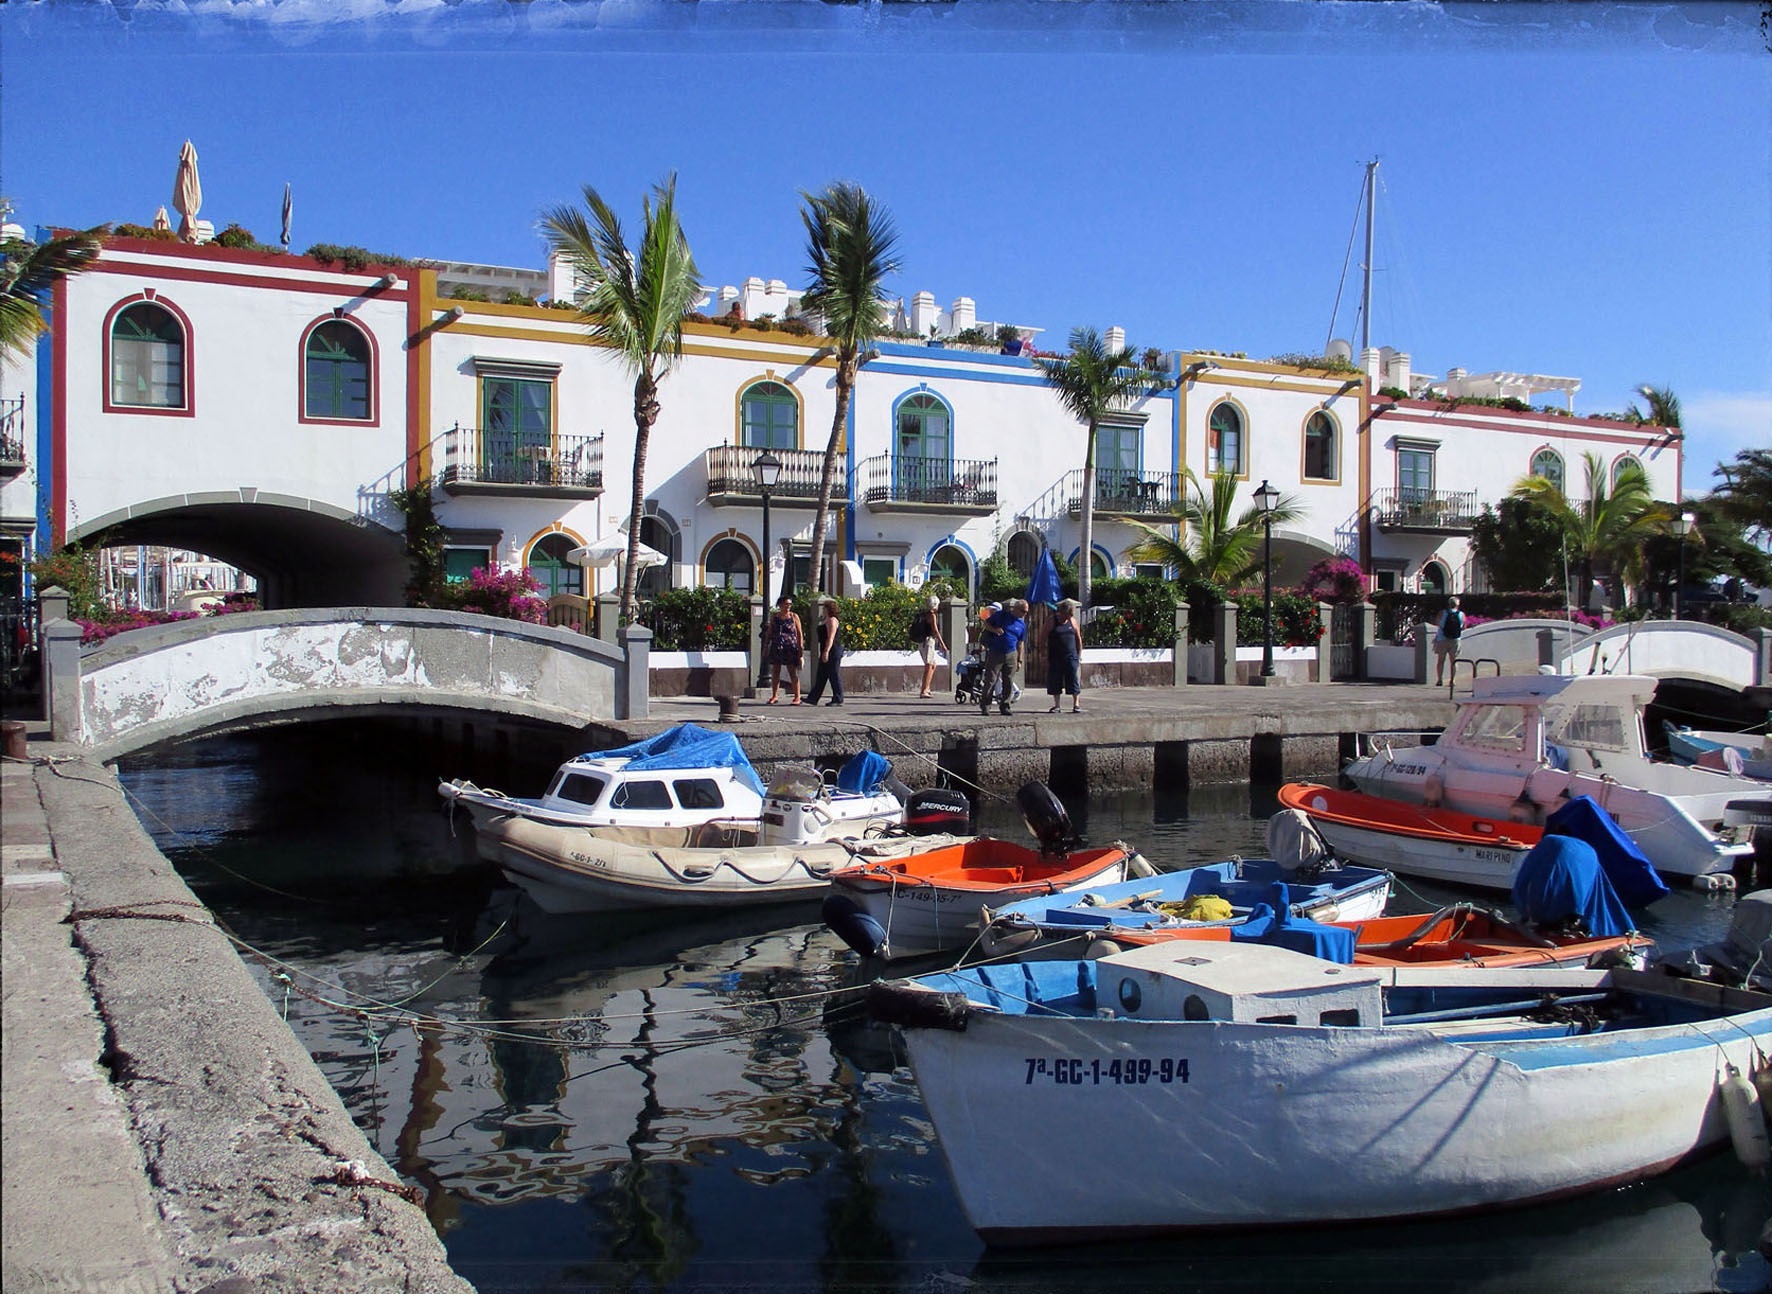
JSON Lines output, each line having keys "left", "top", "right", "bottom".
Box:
{"left": 1, "top": 224, "right": 107, "bottom": 359}
{"left": 1510, "top": 450, "right": 1667, "bottom": 611}
{"left": 799, "top": 182, "right": 900, "bottom": 596}
{"left": 1126, "top": 469, "right": 1304, "bottom": 586}
{"left": 1628, "top": 383, "right": 1682, "bottom": 430}
{"left": 541, "top": 177, "right": 699, "bottom": 625}
{"left": 1034, "top": 327, "right": 1165, "bottom": 607}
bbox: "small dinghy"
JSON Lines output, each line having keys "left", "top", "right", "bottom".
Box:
{"left": 822, "top": 783, "right": 1154, "bottom": 960}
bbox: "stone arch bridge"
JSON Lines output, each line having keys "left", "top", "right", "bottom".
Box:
{"left": 41, "top": 606, "right": 652, "bottom": 762}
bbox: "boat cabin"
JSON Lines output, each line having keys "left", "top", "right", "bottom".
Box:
{"left": 540, "top": 754, "right": 764, "bottom": 826}
{"left": 1437, "top": 673, "right": 1656, "bottom": 777}
{"left": 1096, "top": 942, "right": 1383, "bottom": 1026}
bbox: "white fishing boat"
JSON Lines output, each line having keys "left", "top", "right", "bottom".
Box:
{"left": 869, "top": 937, "right": 1772, "bottom": 1245}
{"left": 1343, "top": 673, "right": 1766, "bottom": 887}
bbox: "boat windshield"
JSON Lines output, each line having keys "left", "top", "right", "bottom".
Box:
{"left": 1461, "top": 705, "right": 1528, "bottom": 753}
{"left": 672, "top": 777, "right": 727, "bottom": 810}
{"left": 551, "top": 771, "right": 609, "bottom": 807}
{"left": 609, "top": 779, "right": 674, "bottom": 811}
{"left": 1542, "top": 701, "right": 1634, "bottom": 753}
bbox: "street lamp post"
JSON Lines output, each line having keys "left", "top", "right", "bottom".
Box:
{"left": 753, "top": 449, "right": 782, "bottom": 691}
{"left": 1672, "top": 510, "right": 1694, "bottom": 620}
{"left": 1255, "top": 479, "right": 1279, "bottom": 680}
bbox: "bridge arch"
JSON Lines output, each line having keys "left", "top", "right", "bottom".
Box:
{"left": 68, "top": 493, "right": 407, "bottom": 608}
{"left": 49, "top": 607, "right": 650, "bottom": 760}
{"left": 1553, "top": 621, "right": 1768, "bottom": 691}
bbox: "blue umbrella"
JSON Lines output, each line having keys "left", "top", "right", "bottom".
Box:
{"left": 1025, "top": 546, "right": 1061, "bottom": 608}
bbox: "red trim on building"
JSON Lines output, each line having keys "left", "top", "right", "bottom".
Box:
{"left": 295, "top": 314, "right": 382, "bottom": 428}
{"left": 100, "top": 293, "right": 196, "bottom": 418}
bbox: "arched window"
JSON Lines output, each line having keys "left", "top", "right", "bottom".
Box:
{"left": 1530, "top": 448, "right": 1565, "bottom": 493}
{"left": 895, "top": 391, "right": 953, "bottom": 497}
{"left": 1006, "top": 532, "right": 1042, "bottom": 580}
{"left": 1420, "top": 561, "right": 1450, "bottom": 596}
{"left": 526, "top": 534, "right": 582, "bottom": 599}
{"left": 110, "top": 303, "right": 185, "bottom": 408}
{"left": 1611, "top": 455, "right": 1641, "bottom": 491}
{"left": 741, "top": 380, "right": 798, "bottom": 450}
{"left": 928, "top": 544, "right": 971, "bottom": 594}
{"left": 1207, "top": 402, "right": 1244, "bottom": 475}
{"left": 637, "top": 514, "right": 676, "bottom": 602}
{"left": 304, "top": 320, "right": 372, "bottom": 420}
{"left": 706, "top": 538, "right": 755, "bottom": 593}
{"left": 1303, "top": 411, "right": 1338, "bottom": 481}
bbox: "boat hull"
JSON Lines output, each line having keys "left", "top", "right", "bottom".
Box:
{"left": 900, "top": 982, "right": 1772, "bottom": 1243}
{"left": 827, "top": 844, "right": 1143, "bottom": 959}
{"left": 1278, "top": 783, "right": 1538, "bottom": 891}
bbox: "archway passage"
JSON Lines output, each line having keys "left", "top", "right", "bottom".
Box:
{"left": 69, "top": 499, "right": 408, "bottom": 609}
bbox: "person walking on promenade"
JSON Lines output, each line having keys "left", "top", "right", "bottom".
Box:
{"left": 765, "top": 593, "right": 804, "bottom": 705}
{"left": 1045, "top": 598, "right": 1084, "bottom": 712}
{"left": 978, "top": 599, "right": 1027, "bottom": 716}
{"left": 1433, "top": 596, "right": 1464, "bottom": 687}
{"left": 805, "top": 597, "right": 846, "bottom": 706}
{"left": 912, "top": 594, "right": 948, "bottom": 698}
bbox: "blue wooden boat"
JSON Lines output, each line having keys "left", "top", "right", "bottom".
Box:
{"left": 1664, "top": 722, "right": 1772, "bottom": 781}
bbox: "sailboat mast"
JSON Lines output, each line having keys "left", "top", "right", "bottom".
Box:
{"left": 1360, "top": 158, "right": 1378, "bottom": 356}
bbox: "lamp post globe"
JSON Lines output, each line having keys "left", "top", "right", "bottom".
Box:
{"left": 753, "top": 450, "right": 782, "bottom": 690}
{"left": 1255, "top": 479, "right": 1280, "bottom": 679}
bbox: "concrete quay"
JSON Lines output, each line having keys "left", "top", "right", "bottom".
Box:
{"left": 2, "top": 679, "right": 1454, "bottom": 1292}
{"left": 1, "top": 735, "right": 474, "bottom": 1294}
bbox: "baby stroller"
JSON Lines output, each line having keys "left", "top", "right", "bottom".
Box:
{"left": 953, "top": 643, "right": 1022, "bottom": 707}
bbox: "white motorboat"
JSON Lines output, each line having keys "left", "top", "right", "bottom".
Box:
{"left": 869, "top": 938, "right": 1772, "bottom": 1244}
{"left": 440, "top": 724, "right": 920, "bottom": 864}
{"left": 1343, "top": 673, "right": 1766, "bottom": 888}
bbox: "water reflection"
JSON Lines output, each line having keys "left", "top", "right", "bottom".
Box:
{"left": 117, "top": 720, "right": 1771, "bottom": 1293}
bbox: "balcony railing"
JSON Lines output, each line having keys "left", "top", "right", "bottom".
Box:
{"left": 0, "top": 396, "right": 24, "bottom": 477}
{"left": 1063, "top": 468, "right": 1182, "bottom": 518}
{"left": 858, "top": 454, "right": 998, "bottom": 512}
{"left": 705, "top": 444, "right": 831, "bottom": 505}
{"left": 437, "top": 426, "right": 604, "bottom": 497}
{"left": 1370, "top": 487, "right": 1481, "bottom": 533}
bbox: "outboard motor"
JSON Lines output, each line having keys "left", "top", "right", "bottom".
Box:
{"left": 903, "top": 787, "right": 971, "bottom": 836}
{"left": 1016, "top": 781, "right": 1078, "bottom": 856}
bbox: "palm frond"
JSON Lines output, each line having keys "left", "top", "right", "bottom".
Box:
{"left": 0, "top": 225, "right": 107, "bottom": 358}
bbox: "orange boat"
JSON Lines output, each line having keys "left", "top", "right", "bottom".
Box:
{"left": 1277, "top": 781, "right": 1543, "bottom": 891}
{"left": 1098, "top": 902, "right": 1649, "bottom": 969}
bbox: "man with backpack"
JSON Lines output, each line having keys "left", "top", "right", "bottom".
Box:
{"left": 1433, "top": 596, "right": 1464, "bottom": 687}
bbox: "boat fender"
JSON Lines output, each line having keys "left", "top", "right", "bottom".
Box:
{"left": 1016, "top": 781, "right": 1075, "bottom": 855}
{"left": 979, "top": 915, "right": 1040, "bottom": 959}
{"left": 865, "top": 980, "right": 970, "bottom": 1032}
{"left": 823, "top": 892, "right": 889, "bottom": 959}
{"left": 1753, "top": 1055, "right": 1772, "bottom": 1116}
{"left": 1721, "top": 1063, "right": 1771, "bottom": 1175}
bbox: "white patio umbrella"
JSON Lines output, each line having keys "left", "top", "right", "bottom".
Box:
{"left": 568, "top": 535, "right": 666, "bottom": 569}
{"left": 173, "top": 140, "right": 202, "bottom": 243}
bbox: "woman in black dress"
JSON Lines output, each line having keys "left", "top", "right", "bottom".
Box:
{"left": 1045, "top": 598, "right": 1083, "bottom": 713}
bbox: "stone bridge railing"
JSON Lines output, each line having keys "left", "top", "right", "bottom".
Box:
{"left": 39, "top": 599, "right": 652, "bottom": 761}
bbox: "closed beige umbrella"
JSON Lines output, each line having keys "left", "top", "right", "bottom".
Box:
{"left": 152, "top": 206, "right": 171, "bottom": 232}
{"left": 173, "top": 140, "right": 202, "bottom": 243}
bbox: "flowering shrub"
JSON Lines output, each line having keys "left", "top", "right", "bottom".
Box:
{"left": 77, "top": 609, "right": 201, "bottom": 645}
{"left": 1233, "top": 591, "right": 1326, "bottom": 647}
{"left": 1083, "top": 580, "right": 1185, "bottom": 649}
{"left": 648, "top": 586, "right": 750, "bottom": 651}
{"left": 1301, "top": 557, "right": 1365, "bottom": 604}
{"left": 436, "top": 567, "right": 546, "bottom": 624}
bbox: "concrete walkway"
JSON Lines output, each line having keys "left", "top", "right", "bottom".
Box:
{"left": 1, "top": 730, "right": 474, "bottom": 1294}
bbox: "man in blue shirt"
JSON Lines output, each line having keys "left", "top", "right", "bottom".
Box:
{"left": 978, "top": 598, "right": 1027, "bottom": 716}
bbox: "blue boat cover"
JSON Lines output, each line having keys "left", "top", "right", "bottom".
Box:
{"left": 1229, "top": 883, "right": 1357, "bottom": 963}
{"left": 582, "top": 723, "right": 766, "bottom": 797}
{"left": 1544, "top": 795, "right": 1670, "bottom": 909}
{"left": 1511, "top": 835, "right": 1635, "bottom": 936}
{"left": 835, "top": 749, "right": 893, "bottom": 795}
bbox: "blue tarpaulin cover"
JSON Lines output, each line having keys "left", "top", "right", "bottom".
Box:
{"left": 835, "top": 749, "right": 892, "bottom": 795}
{"left": 1511, "top": 835, "right": 1635, "bottom": 936}
{"left": 582, "top": 724, "right": 766, "bottom": 797}
{"left": 1544, "top": 795, "right": 1671, "bottom": 909}
{"left": 1230, "top": 883, "right": 1357, "bottom": 963}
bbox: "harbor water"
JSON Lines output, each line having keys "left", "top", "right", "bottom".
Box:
{"left": 118, "top": 719, "right": 1772, "bottom": 1293}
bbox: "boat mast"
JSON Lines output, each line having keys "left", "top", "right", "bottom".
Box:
{"left": 1360, "top": 157, "right": 1378, "bottom": 356}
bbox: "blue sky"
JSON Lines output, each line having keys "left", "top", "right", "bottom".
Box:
{"left": 3, "top": 1, "right": 1767, "bottom": 492}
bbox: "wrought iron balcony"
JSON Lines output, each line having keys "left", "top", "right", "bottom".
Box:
{"left": 1064, "top": 468, "right": 1182, "bottom": 518}
{"left": 0, "top": 396, "right": 24, "bottom": 479}
{"left": 858, "top": 454, "right": 998, "bottom": 514}
{"left": 1369, "top": 487, "right": 1480, "bottom": 533}
{"left": 705, "top": 444, "right": 831, "bottom": 506}
{"left": 436, "top": 426, "right": 604, "bottom": 498}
